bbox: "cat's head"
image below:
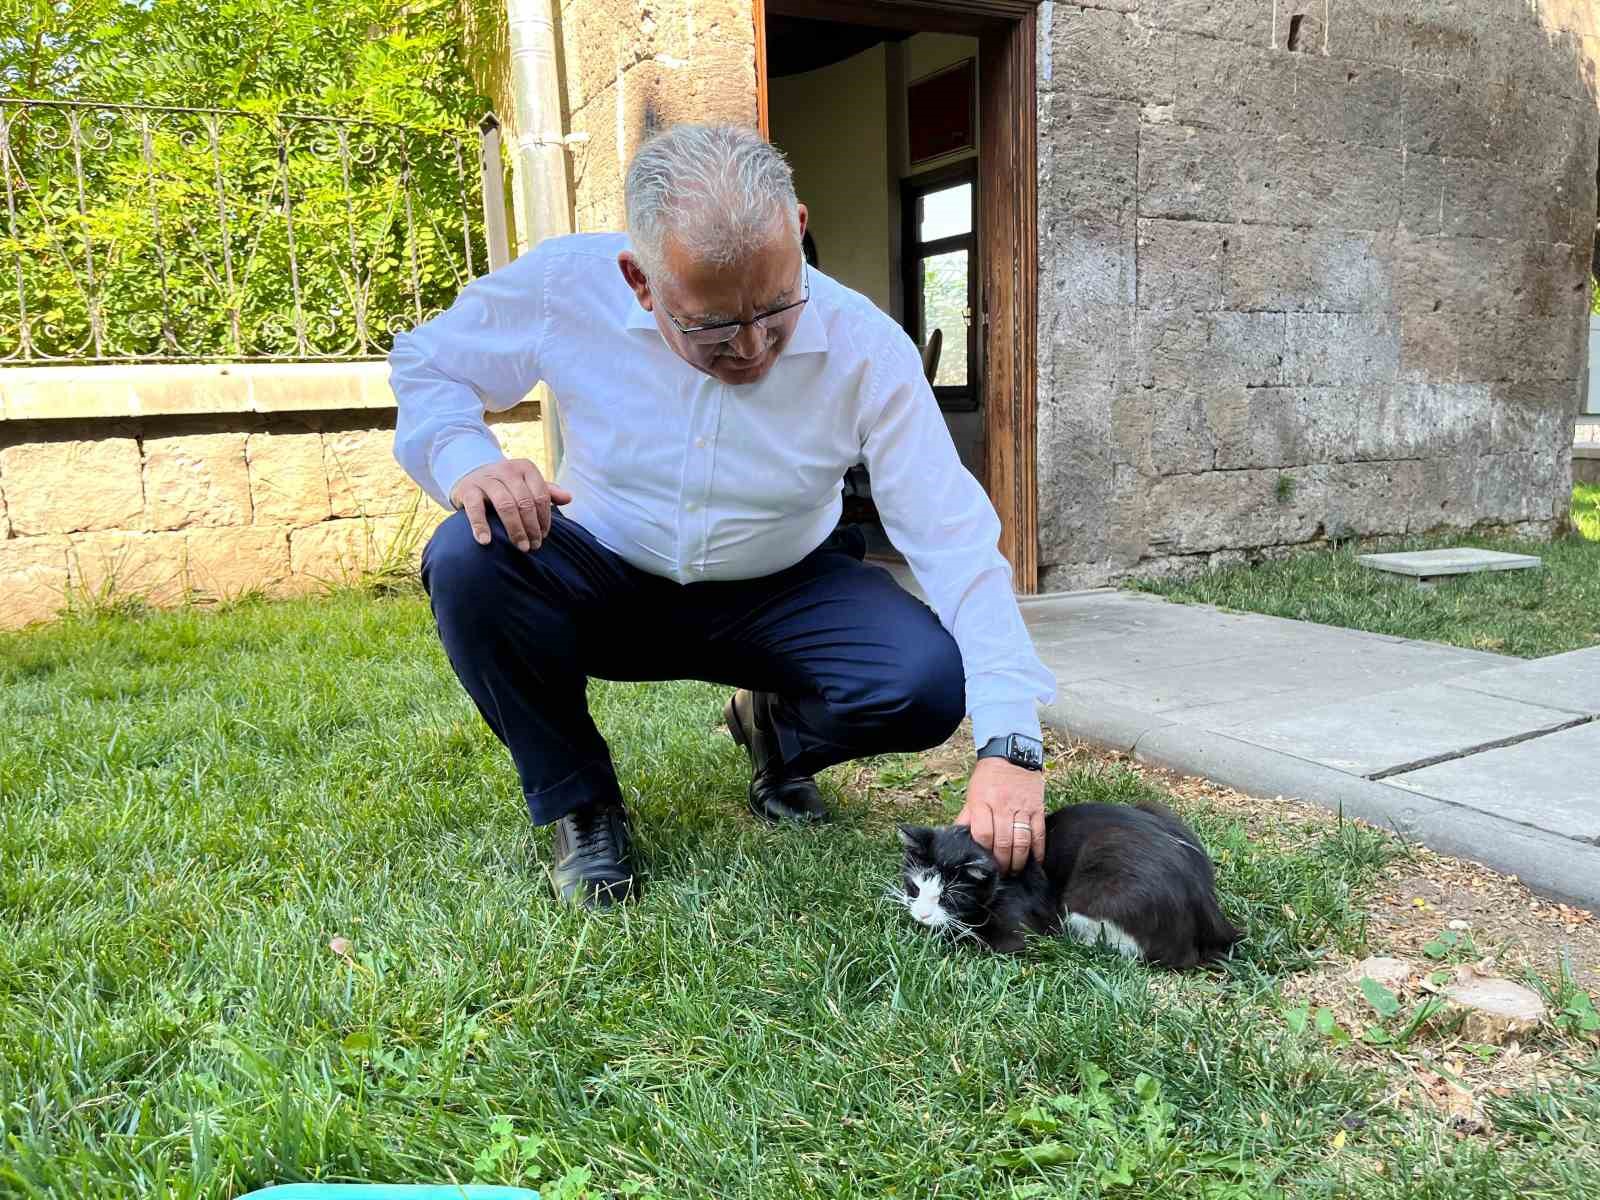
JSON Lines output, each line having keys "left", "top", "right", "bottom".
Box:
{"left": 896, "top": 824, "right": 1000, "bottom": 936}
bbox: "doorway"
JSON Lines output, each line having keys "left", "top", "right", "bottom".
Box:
{"left": 756, "top": 0, "right": 1040, "bottom": 592}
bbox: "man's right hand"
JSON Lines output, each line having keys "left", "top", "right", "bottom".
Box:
{"left": 450, "top": 458, "right": 573, "bottom": 552}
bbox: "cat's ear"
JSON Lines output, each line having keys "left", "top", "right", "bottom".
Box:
{"left": 962, "top": 858, "right": 997, "bottom": 883}
{"left": 897, "top": 825, "right": 932, "bottom": 853}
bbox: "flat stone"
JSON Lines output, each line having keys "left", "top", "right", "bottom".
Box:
{"left": 1357, "top": 547, "right": 1543, "bottom": 578}
{"left": 1352, "top": 956, "right": 1414, "bottom": 988}
{"left": 1385, "top": 721, "right": 1600, "bottom": 843}
{"left": 1442, "top": 647, "right": 1600, "bottom": 716}
{"left": 1223, "top": 681, "right": 1586, "bottom": 778}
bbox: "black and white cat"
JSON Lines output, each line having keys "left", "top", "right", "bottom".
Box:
{"left": 895, "top": 801, "right": 1242, "bottom": 967}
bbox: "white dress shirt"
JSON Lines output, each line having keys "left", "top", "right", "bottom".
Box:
{"left": 389, "top": 232, "right": 1056, "bottom": 747}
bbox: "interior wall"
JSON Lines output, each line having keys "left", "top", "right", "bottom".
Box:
{"left": 769, "top": 46, "right": 895, "bottom": 314}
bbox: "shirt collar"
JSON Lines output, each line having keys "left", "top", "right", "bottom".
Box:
{"left": 621, "top": 277, "right": 831, "bottom": 356}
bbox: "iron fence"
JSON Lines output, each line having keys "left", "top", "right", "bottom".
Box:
{"left": 0, "top": 98, "right": 512, "bottom": 364}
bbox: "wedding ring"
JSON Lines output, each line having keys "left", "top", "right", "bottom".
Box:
{"left": 1011, "top": 821, "right": 1032, "bottom": 831}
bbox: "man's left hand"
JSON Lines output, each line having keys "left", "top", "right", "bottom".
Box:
{"left": 954, "top": 757, "right": 1046, "bottom": 875}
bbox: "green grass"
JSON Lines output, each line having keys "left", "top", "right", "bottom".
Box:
{"left": 2, "top": 590, "right": 1598, "bottom": 1198}
{"left": 1133, "top": 486, "right": 1600, "bottom": 659}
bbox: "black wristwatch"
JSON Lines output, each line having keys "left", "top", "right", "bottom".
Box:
{"left": 976, "top": 733, "right": 1045, "bottom": 772}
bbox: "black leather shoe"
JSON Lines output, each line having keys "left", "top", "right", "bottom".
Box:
{"left": 724, "top": 689, "right": 830, "bottom": 824}
{"left": 550, "top": 799, "right": 639, "bottom": 907}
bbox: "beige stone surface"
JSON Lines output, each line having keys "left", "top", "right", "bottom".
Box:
{"left": 487, "top": 411, "right": 548, "bottom": 474}
{"left": 184, "top": 526, "right": 291, "bottom": 600}
{"left": 0, "top": 437, "right": 145, "bottom": 534}
{"left": 323, "top": 427, "right": 426, "bottom": 518}
{"left": 0, "top": 536, "right": 72, "bottom": 629}
{"left": 289, "top": 516, "right": 427, "bottom": 584}
{"left": 68, "top": 529, "right": 188, "bottom": 607}
{"left": 0, "top": 363, "right": 395, "bottom": 422}
{"left": 143, "top": 432, "right": 252, "bottom": 529}
{"left": 246, "top": 429, "right": 331, "bottom": 526}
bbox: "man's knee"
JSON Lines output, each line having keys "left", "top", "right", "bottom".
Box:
{"left": 422, "top": 509, "right": 510, "bottom": 595}
{"left": 878, "top": 629, "right": 966, "bottom": 744}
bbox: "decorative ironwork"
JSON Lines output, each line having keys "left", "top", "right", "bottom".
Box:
{"left": 0, "top": 99, "right": 508, "bottom": 364}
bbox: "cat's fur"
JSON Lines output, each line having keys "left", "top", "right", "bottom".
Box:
{"left": 896, "top": 801, "right": 1241, "bottom": 967}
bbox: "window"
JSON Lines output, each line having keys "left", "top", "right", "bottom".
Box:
{"left": 902, "top": 165, "right": 978, "bottom": 412}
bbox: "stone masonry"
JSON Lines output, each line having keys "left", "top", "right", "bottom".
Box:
{"left": 1035, "top": 0, "right": 1600, "bottom": 589}
{"left": 559, "top": 0, "right": 758, "bottom": 232}
{"left": 0, "top": 392, "right": 545, "bottom": 630}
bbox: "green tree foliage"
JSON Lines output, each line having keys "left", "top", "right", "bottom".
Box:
{"left": 1, "top": 1, "right": 495, "bottom": 362}
{"left": 4, "top": 0, "right": 484, "bottom": 126}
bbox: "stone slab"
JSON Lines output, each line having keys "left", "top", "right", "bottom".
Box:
{"left": 1357, "top": 547, "right": 1543, "bottom": 577}
{"left": 1016, "top": 589, "right": 1600, "bottom": 907}
{"left": 1112, "top": 722, "right": 1600, "bottom": 909}
{"left": 1385, "top": 721, "right": 1600, "bottom": 844}
{"left": 1217, "top": 681, "right": 1588, "bottom": 778}
{"left": 1442, "top": 647, "right": 1600, "bottom": 717}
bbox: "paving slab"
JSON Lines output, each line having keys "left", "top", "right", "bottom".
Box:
{"left": 1385, "top": 721, "right": 1600, "bottom": 844}
{"left": 1018, "top": 590, "right": 1600, "bottom": 907}
{"left": 1442, "top": 647, "right": 1600, "bottom": 716}
{"left": 1357, "top": 547, "right": 1543, "bottom": 578}
{"left": 1220, "top": 682, "right": 1589, "bottom": 778}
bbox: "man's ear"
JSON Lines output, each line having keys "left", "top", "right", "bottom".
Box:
{"left": 617, "top": 252, "right": 655, "bottom": 311}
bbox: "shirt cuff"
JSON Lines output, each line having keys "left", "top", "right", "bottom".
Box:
{"left": 430, "top": 432, "right": 506, "bottom": 510}
{"left": 970, "top": 701, "right": 1043, "bottom": 752}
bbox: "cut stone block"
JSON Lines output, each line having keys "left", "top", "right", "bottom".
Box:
{"left": 1357, "top": 547, "right": 1542, "bottom": 581}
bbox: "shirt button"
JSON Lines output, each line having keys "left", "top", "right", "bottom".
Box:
{"left": 686, "top": 501, "right": 699, "bottom": 512}
{"left": 695, "top": 437, "right": 707, "bottom": 448}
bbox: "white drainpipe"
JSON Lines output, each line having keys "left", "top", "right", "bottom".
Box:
{"left": 505, "top": 0, "right": 572, "bottom": 475}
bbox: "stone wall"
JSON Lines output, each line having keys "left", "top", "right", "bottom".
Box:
{"left": 1035, "top": 0, "right": 1600, "bottom": 590}
{"left": 0, "top": 365, "right": 546, "bottom": 630}
{"left": 558, "top": 0, "right": 758, "bottom": 231}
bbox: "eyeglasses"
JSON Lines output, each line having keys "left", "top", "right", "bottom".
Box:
{"left": 663, "top": 269, "right": 810, "bottom": 346}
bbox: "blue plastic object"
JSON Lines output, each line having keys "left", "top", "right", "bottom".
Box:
{"left": 240, "top": 1187, "right": 539, "bottom": 1199}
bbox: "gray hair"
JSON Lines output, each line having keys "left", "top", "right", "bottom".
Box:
{"left": 624, "top": 123, "right": 800, "bottom": 282}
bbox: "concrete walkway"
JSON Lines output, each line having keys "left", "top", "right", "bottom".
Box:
{"left": 1018, "top": 590, "right": 1600, "bottom": 907}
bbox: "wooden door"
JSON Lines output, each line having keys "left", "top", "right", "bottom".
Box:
{"left": 759, "top": 0, "right": 1039, "bottom": 592}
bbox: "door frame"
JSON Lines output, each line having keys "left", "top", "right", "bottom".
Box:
{"left": 759, "top": 0, "right": 1040, "bottom": 593}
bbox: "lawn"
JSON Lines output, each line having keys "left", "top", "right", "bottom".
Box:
{"left": 1132, "top": 486, "right": 1600, "bottom": 659}
{"left": 3, "top": 588, "right": 1599, "bottom": 1198}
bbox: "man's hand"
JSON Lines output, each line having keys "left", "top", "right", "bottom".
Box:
{"left": 450, "top": 458, "right": 573, "bottom": 552}
{"left": 954, "top": 757, "right": 1046, "bottom": 875}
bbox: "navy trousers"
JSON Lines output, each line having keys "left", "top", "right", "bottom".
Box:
{"left": 420, "top": 507, "right": 966, "bottom": 824}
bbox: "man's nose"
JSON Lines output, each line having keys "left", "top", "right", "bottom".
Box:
{"left": 728, "top": 320, "right": 765, "bottom": 358}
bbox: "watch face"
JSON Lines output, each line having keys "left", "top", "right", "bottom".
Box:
{"left": 1010, "top": 736, "right": 1044, "bottom": 770}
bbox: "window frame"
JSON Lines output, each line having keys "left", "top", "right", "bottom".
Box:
{"left": 900, "top": 159, "right": 980, "bottom": 413}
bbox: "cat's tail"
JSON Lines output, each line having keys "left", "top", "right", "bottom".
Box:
{"left": 1194, "top": 889, "right": 1243, "bottom": 962}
